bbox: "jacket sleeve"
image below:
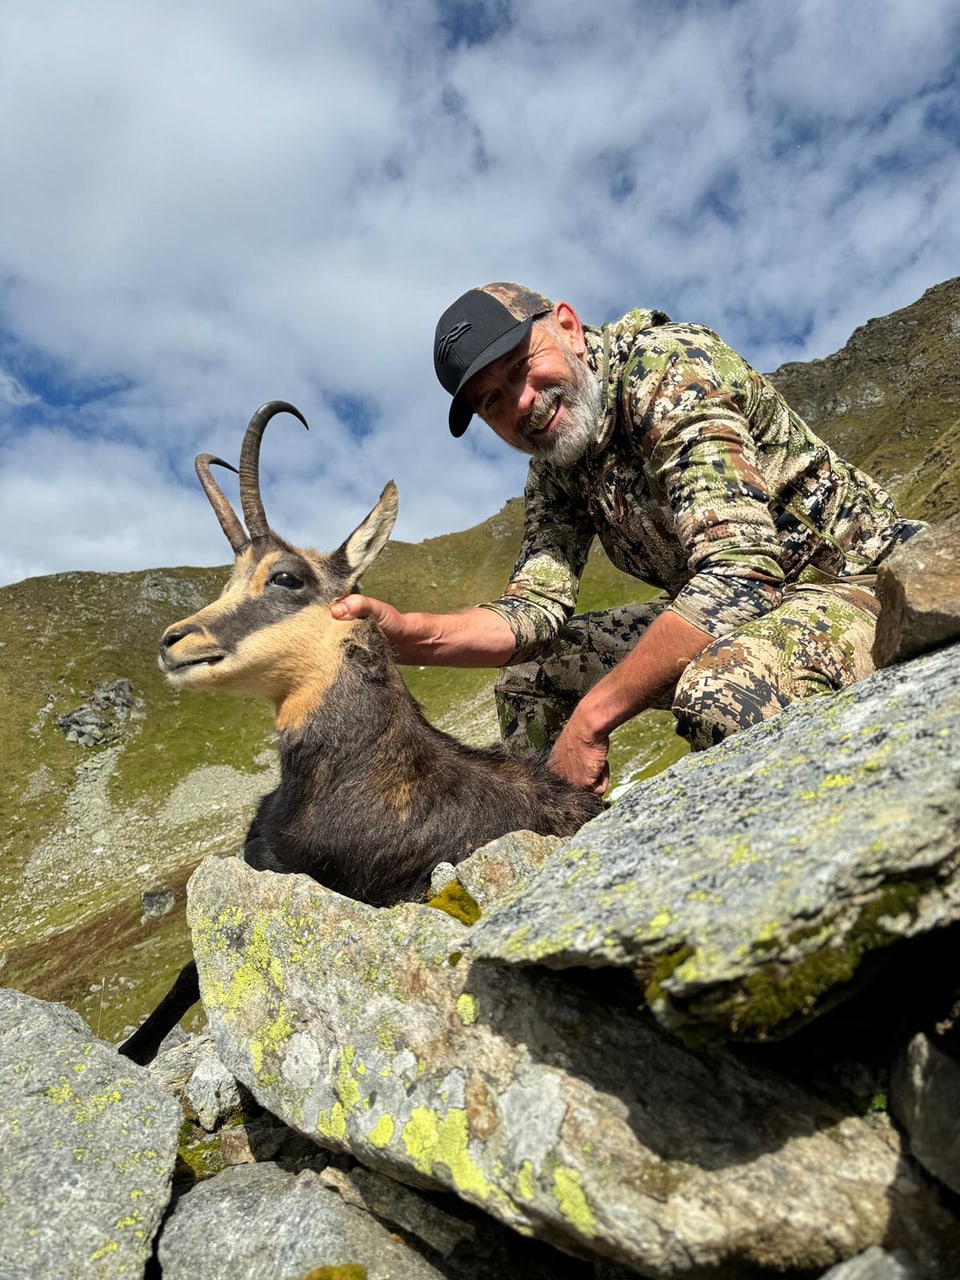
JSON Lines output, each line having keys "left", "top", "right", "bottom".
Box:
{"left": 479, "top": 462, "right": 595, "bottom": 661}
{"left": 628, "top": 337, "right": 787, "bottom": 636}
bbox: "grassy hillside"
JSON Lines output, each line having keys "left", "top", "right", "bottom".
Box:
{"left": 3, "top": 277, "right": 959, "bottom": 1041}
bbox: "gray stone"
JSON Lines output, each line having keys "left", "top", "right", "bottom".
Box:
{"left": 186, "top": 857, "right": 960, "bottom": 1279}
{"left": 891, "top": 1032, "right": 960, "bottom": 1195}
{"left": 442, "top": 829, "right": 567, "bottom": 911}
{"left": 319, "top": 1164, "right": 477, "bottom": 1258}
{"left": 468, "top": 642, "right": 960, "bottom": 1042}
{"left": 819, "top": 1245, "right": 922, "bottom": 1277}
{"left": 157, "top": 1160, "right": 446, "bottom": 1279}
{"left": 0, "top": 987, "right": 180, "bottom": 1279}
{"left": 184, "top": 1047, "right": 243, "bottom": 1131}
{"left": 873, "top": 515, "right": 960, "bottom": 665}
{"left": 140, "top": 885, "right": 177, "bottom": 922}
{"left": 149, "top": 1028, "right": 212, "bottom": 1097}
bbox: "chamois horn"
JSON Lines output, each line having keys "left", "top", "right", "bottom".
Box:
{"left": 238, "top": 400, "right": 309, "bottom": 542}
{"left": 194, "top": 455, "right": 246, "bottom": 553}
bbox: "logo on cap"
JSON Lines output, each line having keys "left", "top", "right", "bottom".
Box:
{"left": 435, "top": 321, "right": 472, "bottom": 365}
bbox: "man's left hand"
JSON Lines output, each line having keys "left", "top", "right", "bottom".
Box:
{"left": 548, "top": 719, "right": 610, "bottom": 795}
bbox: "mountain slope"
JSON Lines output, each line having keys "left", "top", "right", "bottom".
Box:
{"left": 767, "top": 276, "right": 960, "bottom": 517}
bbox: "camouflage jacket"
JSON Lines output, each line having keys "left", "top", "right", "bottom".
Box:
{"left": 482, "top": 308, "right": 921, "bottom": 660}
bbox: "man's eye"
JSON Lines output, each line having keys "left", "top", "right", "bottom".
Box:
{"left": 271, "top": 571, "right": 303, "bottom": 589}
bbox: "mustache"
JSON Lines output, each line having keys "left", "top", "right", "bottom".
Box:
{"left": 519, "top": 387, "right": 564, "bottom": 440}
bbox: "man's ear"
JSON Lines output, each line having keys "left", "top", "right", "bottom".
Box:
{"left": 553, "top": 301, "right": 586, "bottom": 358}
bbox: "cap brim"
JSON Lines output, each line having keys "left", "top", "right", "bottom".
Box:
{"left": 447, "top": 314, "right": 544, "bottom": 436}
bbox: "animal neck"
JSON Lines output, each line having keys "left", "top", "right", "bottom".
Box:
{"left": 271, "top": 617, "right": 404, "bottom": 746}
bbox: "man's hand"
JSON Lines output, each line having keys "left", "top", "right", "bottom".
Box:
{"left": 548, "top": 716, "right": 611, "bottom": 795}
{"left": 331, "top": 594, "right": 405, "bottom": 650}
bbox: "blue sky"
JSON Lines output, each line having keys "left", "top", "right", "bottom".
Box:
{"left": 0, "top": 0, "right": 958, "bottom": 586}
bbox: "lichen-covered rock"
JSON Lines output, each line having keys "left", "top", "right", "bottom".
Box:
{"left": 468, "top": 642, "right": 960, "bottom": 1042}
{"left": 186, "top": 858, "right": 960, "bottom": 1279}
{"left": 432, "top": 829, "right": 567, "bottom": 912}
{"left": 0, "top": 987, "right": 180, "bottom": 1279}
{"left": 891, "top": 1032, "right": 960, "bottom": 1195}
{"left": 157, "top": 1161, "right": 446, "bottom": 1279}
{"left": 873, "top": 515, "right": 960, "bottom": 666}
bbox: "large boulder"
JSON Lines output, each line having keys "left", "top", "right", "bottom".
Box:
{"left": 468, "top": 642, "right": 960, "bottom": 1043}
{"left": 187, "top": 856, "right": 960, "bottom": 1279}
{"left": 872, "top": 516, "right": 960, "bottom": 665}
{"left": 0, "top": 987, "right": 181, "bottom": 1279}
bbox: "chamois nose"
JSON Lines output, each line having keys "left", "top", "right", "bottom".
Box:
{"left": 160, "top": 624, "right": 198, "bottom": 654}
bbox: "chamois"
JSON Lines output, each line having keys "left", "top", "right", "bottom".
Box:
{"left": 119, "top": 401, "right": 602, "bottom": 1064}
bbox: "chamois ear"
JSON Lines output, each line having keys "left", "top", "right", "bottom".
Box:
{"left": 339, "top": 481, "right": 399, "bottom": 580}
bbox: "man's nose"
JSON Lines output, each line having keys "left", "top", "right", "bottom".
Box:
{"left": 513, "top": 376, "right": 538, "bottom": 420}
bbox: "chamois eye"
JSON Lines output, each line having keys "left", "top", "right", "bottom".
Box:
{"left": 270, "top": 571, "right": 304, "bottom": 590}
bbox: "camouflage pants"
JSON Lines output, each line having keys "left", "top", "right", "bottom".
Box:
{"left": 495, "top": 577, "right": 881, "bottom": 754}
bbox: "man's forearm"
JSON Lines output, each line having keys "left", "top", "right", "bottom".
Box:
{"left": 331, "top": 595, "right": 518, "bottom": 668}
{"left": 391, "top": 606, "right": 518, "bottom": 667}
{"left": 572, "top": 608, "right": 714, "bottom": 737}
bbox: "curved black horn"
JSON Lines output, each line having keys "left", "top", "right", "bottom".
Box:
{"left": 238, "top": 401, "right": 309, "bottom": 541}
{"left": 194, "top": 454, "right": 246, "bottom": 554}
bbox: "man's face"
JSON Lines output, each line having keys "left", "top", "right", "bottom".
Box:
{"left": 465, "top": 316, "right": 601, "bottom": 467}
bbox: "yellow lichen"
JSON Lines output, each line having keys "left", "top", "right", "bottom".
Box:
{"left": 553, "top": 1165, "right": 597, "bottom": 1237}
{"left": 401, "top": 1107, "right": 497, "bottom": 1203}
{"left": 426, "top": 882, "right": 482, "bottom": 926}
{"left": 317, "top": 1101, "right": 348, "bottom": 1144}
{"left": 516, "top": 1159, "right": 536, "bottom": 1202}
{"left": 368, "top": 1114, "right": 395, "bottom": 1149}
{"left": 455, "top": 994, "right": 480, "bottom": 1026}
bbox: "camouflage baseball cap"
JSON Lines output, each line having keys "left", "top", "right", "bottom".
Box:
{"left": 434, "top": 283, "right": 553, "bottom": 436}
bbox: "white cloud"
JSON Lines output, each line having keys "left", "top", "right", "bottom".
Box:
{"left": 0, "top": 369, "right": 37, "bottom": 407}
{"left": 0, "top": 0, "right": 957, "bottom": 585}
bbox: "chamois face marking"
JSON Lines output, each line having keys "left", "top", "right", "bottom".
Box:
{"left": 160, "top": 539, "right": 357, "bottom": 712}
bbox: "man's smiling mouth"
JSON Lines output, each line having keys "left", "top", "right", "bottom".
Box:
{"left": 524, "top": 392, "right": 563, "bottom": 442}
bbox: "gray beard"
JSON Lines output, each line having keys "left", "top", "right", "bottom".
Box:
{"left": 518, "top": 362, "right": 602, "bottom": 468}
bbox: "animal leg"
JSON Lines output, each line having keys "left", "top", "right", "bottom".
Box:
{"left": 117, "top": 959, "right": 200, "bottom": 1066}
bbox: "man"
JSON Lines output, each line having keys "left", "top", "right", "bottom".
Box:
{"left": 332, "top": 283, "right": 923, "bottom": 794}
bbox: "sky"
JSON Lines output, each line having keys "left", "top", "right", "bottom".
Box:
{"left": 0, "top": 0, "right": 958, "bottom": 588}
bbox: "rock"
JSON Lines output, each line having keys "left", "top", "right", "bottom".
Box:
{"left": 184, "top": 1046, "right": 244, "bottom": 1131}
{"left": 141, "top": 885, "right": 177, "bottom": 922}
{"left": 56, "top": 678, "right": 141, "bottom": 746}
{"left": 90, "top": 678, "right": 136, "bottom": 715}
{"left": 434, "top": 829, "right": 567, "bottom": 911}
{"left": 186, "top": 857, "right": 960, "bottom": 1279}
{"left": 873, "top": 516, "right": 960, "bottom": 665}
{"left": 319, "top": 1165, "right": 477, "bottom": 1258}
{"left": 149, "top": 1027, "right": 214, "bottom": 1097}
{"left": 819, "top": 1245, "right": 922, "bottom": 1277}
{"left": 891, "top": 1032, "right": 960, "bottom": 1195}
{"left": 157, "top": 1161, "right": 447, "bottom": 1279}
{"left": 467, "top": 642, "right": 960, "bottom": 1043}
{"left": 0, "top": 987, "right": 180, "bottom": 1279}
{"left": 218, "top": 1112, "right": 326, "bottom": 1169}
